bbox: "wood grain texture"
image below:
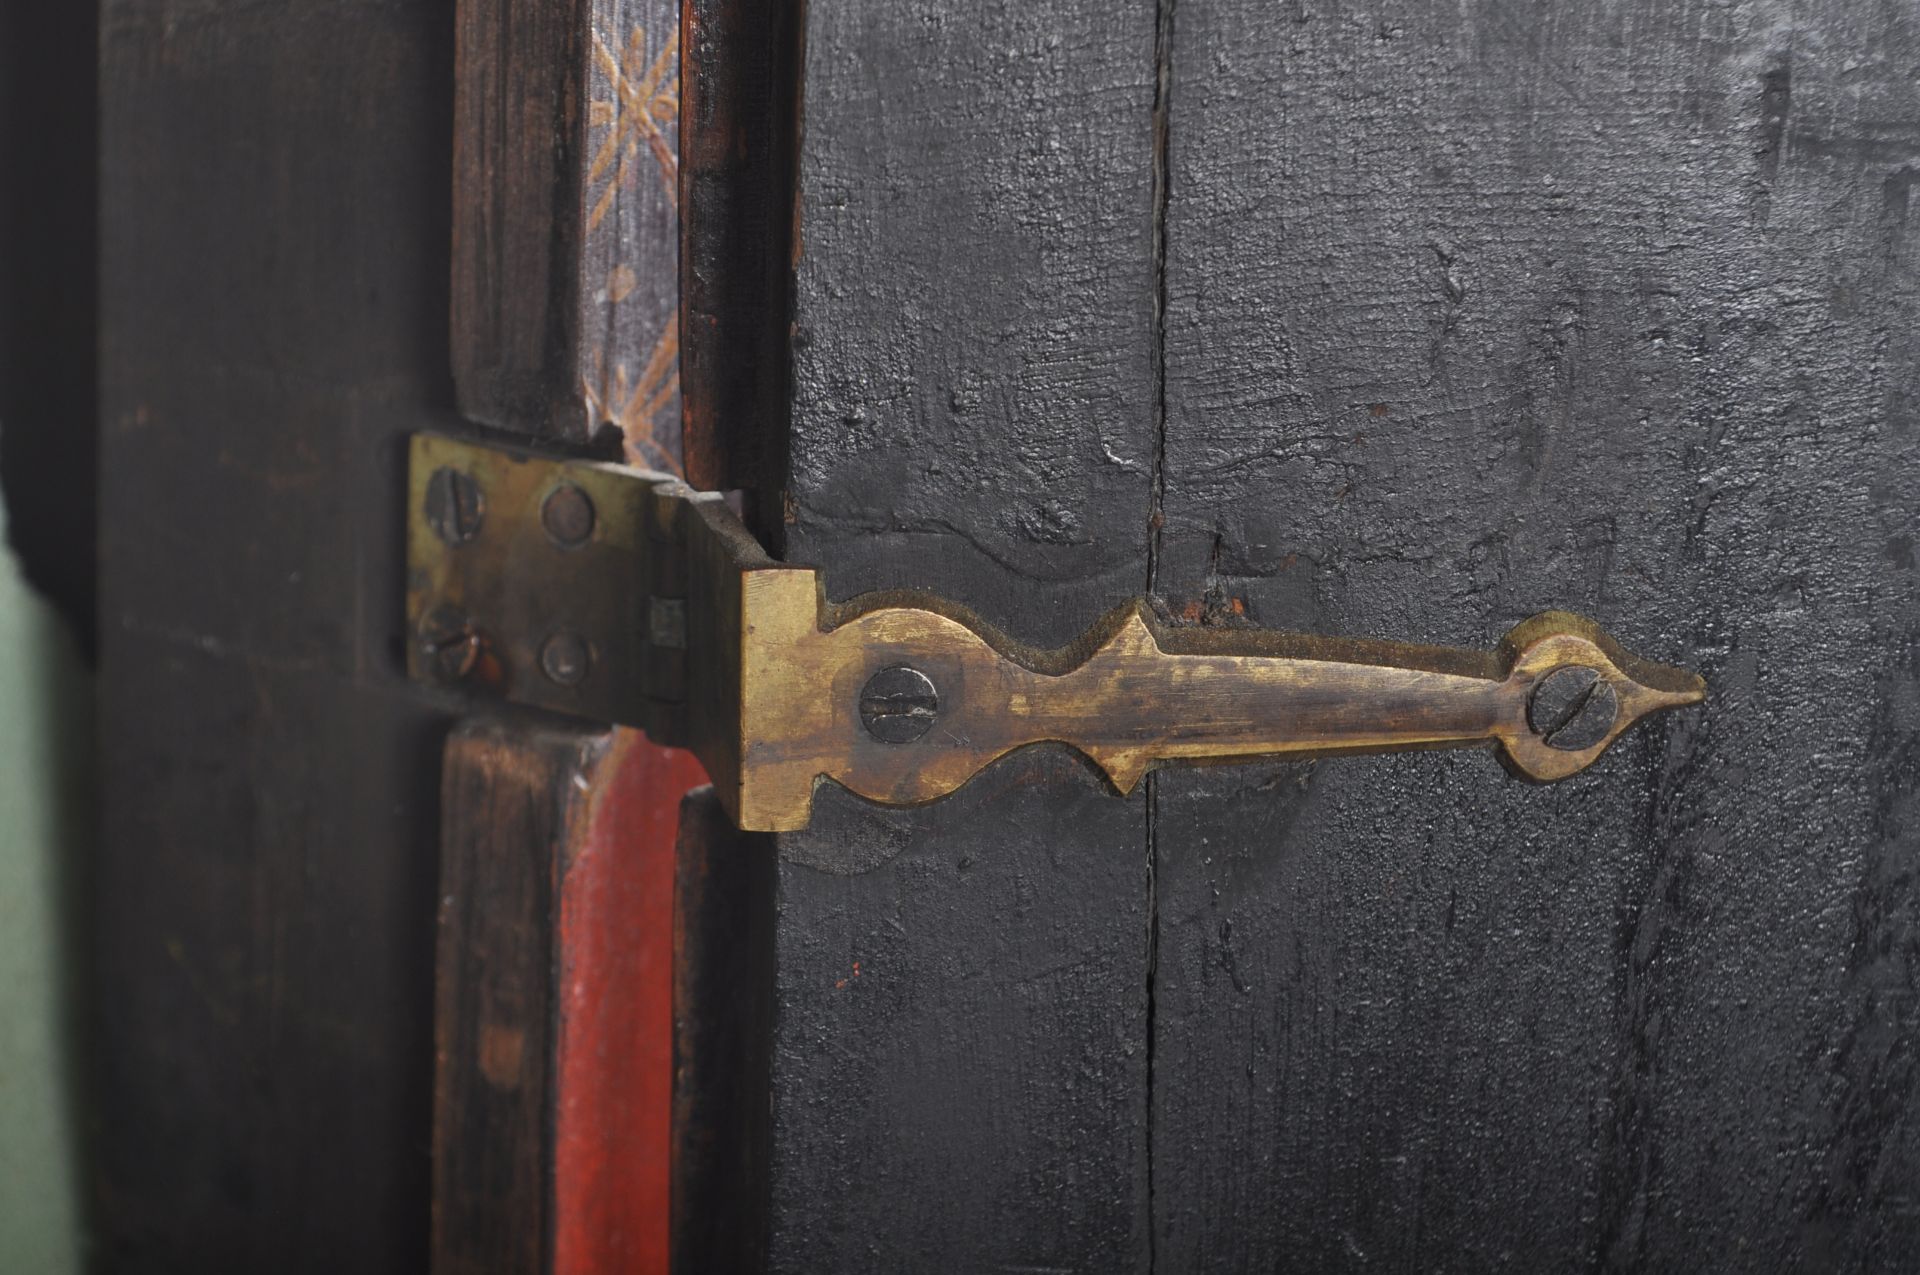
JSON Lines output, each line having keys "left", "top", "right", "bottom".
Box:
{"left": 434, "top": 720, "right": 701, "bottom": 1275}
{"left": 95, "top": 2, "right": 454, "bottom": 1267}
{"left": 453, "top": 0, "right": 683, "bottom": 467}
{"left": 770, "top": 765, "right": 1152, "bottom": 1272}
{"left": 1151, "top": 0, "right": 1920, "bottom": 1267}
{"left": 670, "top": 787, "right": 772, "bottom": 1275}
{"left": 554, "top": 733, "right": 706, "bottom": 1275}
{"left": 678, "top": 0, "right": 801, "bottom": 494}
{"left": 782, "top": 1, "right": 1159, "bottom": 637}
{"left": 762, "top": 0, "right": 1164, "bottom": 1263}
{"left": 452, "top": 0, "right": 589, "bottom": 430}
{"left": 434, "top": 721, "right": 594, "bottom": 1275}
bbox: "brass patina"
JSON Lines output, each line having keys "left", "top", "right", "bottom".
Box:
{"left": 407, "top": 434, "right": 1705, "bottom": 831}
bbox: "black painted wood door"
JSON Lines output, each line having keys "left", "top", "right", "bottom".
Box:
{"left": 746, "top": 0, "right": 1920, "bottom": 1269}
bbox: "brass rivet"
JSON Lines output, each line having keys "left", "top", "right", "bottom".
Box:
{"left": 541, "top": 483, "right": 595, "bottom": 548}
{"left": 540, "top": 632, "right": 592, "bottom": 687}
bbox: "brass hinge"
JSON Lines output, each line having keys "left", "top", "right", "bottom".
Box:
{"left": 406, "top": 434, "right": 1705, "bottom": 831}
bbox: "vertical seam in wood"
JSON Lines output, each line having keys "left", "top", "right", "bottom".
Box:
{"left": 1145, "top": 0, "right": 1177, "bottom": 1266}
{"left": 1145, "top": 0, "right": 1176, "bottom": 599}
{"left": 1144, "top": 773, "right": 1162, "bottom": 1272}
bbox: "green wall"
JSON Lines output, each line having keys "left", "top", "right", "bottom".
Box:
{"left": 0, "top": 494, "right": 87, "bottom": 1272}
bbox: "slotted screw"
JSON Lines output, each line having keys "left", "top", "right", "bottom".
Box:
{"left": 1527, "top": 665, "right": 1619, "bottom": 752}
{"left": 417, "top": 607, "right": 484, "bottom": 684}
{"left": 424, "top": 467, "right": 485, "bottom": 545}
{"left": 860, "top": 666, "right": 940, "bottom": 744}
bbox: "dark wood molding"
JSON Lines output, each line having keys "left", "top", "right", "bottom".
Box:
{"left": 678, "top": 0, "right": 802, "bottom": 500}
{"left": 433, "top": 719, "right": 593, "bottom": 1274}
{"left": 670, "top": 788, "right": 773, "bottom": 1275}
{"left": 453, "top": 0, "right": 684, "bottom": 472}
{"left": 432, "top": 720, "right": 704, "bottom": 1275}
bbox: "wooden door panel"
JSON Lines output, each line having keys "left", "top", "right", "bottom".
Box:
{"left": 1153, "top": 0, "right": 1920, "bottom": 1266}
{"left": 781, "top": 0, "right": 1160, "bottom": 635}
{"left": 761, "top": 0, "right": 1164, "bottom": 1266}
{"left": 769, "top": 767, "right": 1151, "bottom": 1271}
{"left": 96, "top": 3, "right": 454, "bottom": 1265}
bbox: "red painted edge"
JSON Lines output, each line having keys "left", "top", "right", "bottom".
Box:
{"left": 554, "top": 728, "right": 708, "bottom": 1275}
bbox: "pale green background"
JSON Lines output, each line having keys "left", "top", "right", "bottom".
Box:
{"left": 0, "top": 493, "right": 88, "bottom": 1272}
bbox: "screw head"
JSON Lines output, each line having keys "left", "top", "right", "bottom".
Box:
{"left": 540, "top": 631, "right": 592, "bottom": 687}
{"left": 424, "top": 467, "right": 485, "bottom": 545}
{"left": 860, "top": 666, "right": 940, "bottom": 744}
{"left": 417, "top": 606, "right": 483, "bottom": 684}
{"left": 1528, "top": 665, "right": 1619, "bottom": 751}
{"left": 541, "top": 482, "right": 596, "bottom": 548}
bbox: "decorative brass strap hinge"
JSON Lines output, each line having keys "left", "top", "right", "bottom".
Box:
{"left": 407, "top": 434, "right": 1706, "bottom": 831}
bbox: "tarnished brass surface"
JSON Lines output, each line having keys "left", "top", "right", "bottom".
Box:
{"left": 408, "top": 434, "right": 1706, "bottom": 831}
